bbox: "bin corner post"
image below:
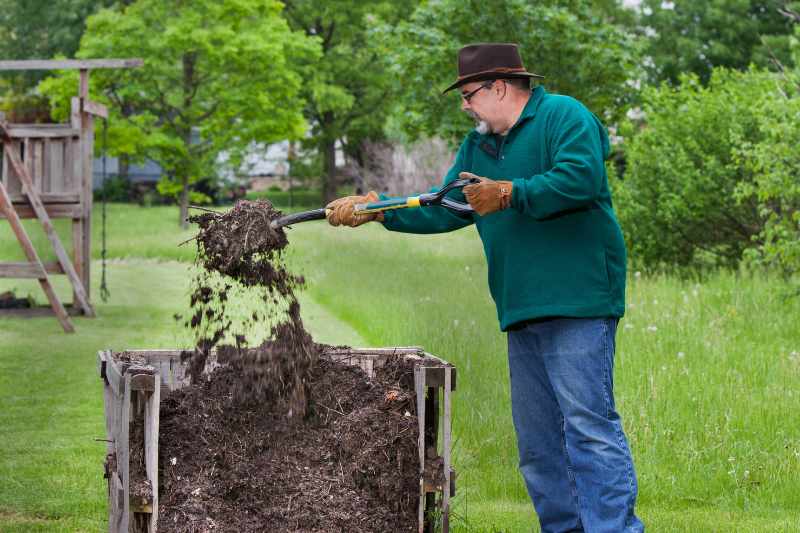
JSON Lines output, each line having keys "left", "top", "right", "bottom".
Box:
{"left": 442, "top": 366, "right": 453, "bottom": 532}
{"left": 144, "top": 373, "right": 160, "bottom": 532}
{"left": 415, "top": 364, "right": 426, "bottom": 533}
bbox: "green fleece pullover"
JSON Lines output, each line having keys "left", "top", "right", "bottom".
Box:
{"left": 381, "top": 86, "right": 627, "bottom": 331}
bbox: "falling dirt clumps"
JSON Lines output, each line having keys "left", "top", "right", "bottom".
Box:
{"left": 155, "top": 199, "right": 420, "bottom": 531}
{"left": 184, "top": 199, "right": 314, "bottom": 415}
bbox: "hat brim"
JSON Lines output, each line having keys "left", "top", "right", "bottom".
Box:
{"left": 442, "top": 71, "right": 545, "bottom": 95}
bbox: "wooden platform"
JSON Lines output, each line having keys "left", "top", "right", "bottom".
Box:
{"left": 98, "top": 347, "right": 456, "bottom": 533}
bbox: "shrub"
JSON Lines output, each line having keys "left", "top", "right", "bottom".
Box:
{"left": 614, "top": 69, "right": 785, "bottom": 272}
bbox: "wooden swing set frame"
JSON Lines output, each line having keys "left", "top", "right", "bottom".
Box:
{"left": 0, "top": 59, "right": 142, "bottom": 332}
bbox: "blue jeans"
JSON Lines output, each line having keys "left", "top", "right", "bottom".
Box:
{"left": 507, "top": 317, "right": 644, "bottom": 533}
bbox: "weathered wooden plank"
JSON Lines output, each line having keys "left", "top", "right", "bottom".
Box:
{"left": 2, "top": 203, "right": 82, "bottom": 219}
{"left": 70, "top": 98, "right": 81, "bottom": 130}
{"left": 83, "top": 99, "right": 109, "bottom": 119}
{"left": 34, "top": 139, "right": 45, "bottom": 193}
{"left": 415, "top": 366, "right": 426, "bottom": 533}
{"left": 7, "top": 192, "right": 81, "bottom": 203}
{"left": 442, "top": 367, "right": 453, "bottom": 533}
{"left": 4, "top": 126, "right": 80, "bottom": 139}
{"left": 0, "top": 179, "right": 73, "bottom": 332}
{"left": 1, "top": 130, "right": 94, "bottom": 317}
{"left": 104, "top": 357, "right": 125, "bottom": 399}
{"left": 78, "top": 79, "right": 93, "bottom": 303}
{"left": 64, "top": 136, "right": 76, "bottom": 191}
{"left": 145, "top": 381, "right": 160, "bottom": 532}
{"left": 72, "top": 218, "right": 84, "bottom": 311}
{"left": 130, "top": 373, "right": 156, "bottom": 392}
{"left": 0, "top": 59, "right": 144, "bottom": 70}
{"left": 120, "top": 373, "right": 132, "bottom": 533}
{"left": 0, "top": 261, "right": 67, "bottom": 278}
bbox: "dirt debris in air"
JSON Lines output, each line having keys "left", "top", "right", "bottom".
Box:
{"left": 154, "top": 199, "right": 420, "bottom": 532}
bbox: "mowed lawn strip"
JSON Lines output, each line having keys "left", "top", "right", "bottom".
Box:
{"left": 2, "top": 204, "right": 799, "bottom": 531}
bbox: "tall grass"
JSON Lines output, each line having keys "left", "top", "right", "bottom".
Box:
{"left": 2, "top": 204, "right": 799, "bottom": 531}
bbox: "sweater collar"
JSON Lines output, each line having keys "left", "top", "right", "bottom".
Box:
{"left": 515, "top": 85, "right": 546, "bottom": 126}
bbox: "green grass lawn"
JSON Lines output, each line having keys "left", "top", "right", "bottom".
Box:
{"left": 2, "top": 204, "right": 799, "bottom": 532}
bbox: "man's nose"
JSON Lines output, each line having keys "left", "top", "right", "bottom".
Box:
{"left": 461, "top": 99, "right": 470, "bottom": 111}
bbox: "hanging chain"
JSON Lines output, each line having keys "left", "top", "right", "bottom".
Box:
{"left": 99, "top": 117, "right": 110, "bottom": 303}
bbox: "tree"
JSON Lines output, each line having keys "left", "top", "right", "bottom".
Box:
{"left": 613, "top": 68, "right": 783, "bottom": 271}
{"left": 371, "top": 0, "right": 642, "bottom": 144}
{"left": 0, "top": 0, "right": 119, "bottom": 91}
{"left": 281, "top": 0, "right": 419, "bottom": 202}
{"left": 638, "top": 0, "right": 797, "bottom": 86}
{"left": 40, "top": 0, "right": 320, "bottom": 227}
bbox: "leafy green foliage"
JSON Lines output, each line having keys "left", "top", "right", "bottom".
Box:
{"left": 282, "top": 0, "right": 419, "bottom": 201}
{"left": 615, "top": 67, "right": 800, "bottom": 274}
{"left": 0, "top": 0, "right": 116, "bottom": 91}
{"left": 732, "top": 90, "right": 800, "bottom": 274}
{"left": 639, "top": 0, "right": 797, "bottom": 85}
{"left": 39, "top": 0, "right": 320, "bottom": 226}
{"left": 371, "top": 0, "right": 642, "bottom": 143}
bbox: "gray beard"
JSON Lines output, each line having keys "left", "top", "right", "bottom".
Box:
{"left": 466, "top": 111, "right": 491, "bottom": 135}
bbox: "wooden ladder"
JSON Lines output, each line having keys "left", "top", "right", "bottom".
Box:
{"left": 0, "top": 122, "right": 95, "bottom": 333}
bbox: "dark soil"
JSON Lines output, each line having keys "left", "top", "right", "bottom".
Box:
{"left": 157, "top": 357, "right": 419, "bottom": 532}
{"left": 154, "top": 199, "right": 421, "bottom": 531}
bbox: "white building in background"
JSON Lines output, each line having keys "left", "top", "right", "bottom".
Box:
{"left": 93, "top": 138, "right": 345, "bottom": 192}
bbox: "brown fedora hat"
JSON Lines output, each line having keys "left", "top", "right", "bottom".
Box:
{"left": 442, "top": 43, "right": 544, "bottom": 94}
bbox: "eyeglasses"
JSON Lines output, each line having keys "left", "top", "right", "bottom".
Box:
{"left": 461, "top": 81, "right": 494, "bottom": 104}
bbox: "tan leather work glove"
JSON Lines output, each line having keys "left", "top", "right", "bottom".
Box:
{"left": 325, "top": 190, "right": 384, "bottom": 227}
{"left": 460, "top": 171, "right": 513, "bottom": 216}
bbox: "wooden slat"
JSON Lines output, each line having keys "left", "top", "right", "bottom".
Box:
{"left": 0, "top": 180, "right": 73, "bottom": 332}
{"left": 0, "top": 261, "right": 67, "bottom": 278}
{"left": 415, "top": 366, "right": 426, "bottom": 533}
{"left": 64, "top": 136, "right": 75, "bottom": 192}
{"left": 83, "top": 99, "right": 109, "bottom": 119}
{"left": 121, "top": 373, "right": 132, "bottom": 532}
{"left": 8, "top": 192, "right": 81, "bottom": 203}
{"left": 78, "top": 82, "right": 93, "bottom": 304}
{"left": 5, "top": 126, "right": 80, "bottom": 138}
{"left": 144, "top": 381, "right": 160, "bottom": 532}
{"left": 1, "top": 128, "right": 94, "bottom": 317}
{"left": 0, "top": 59, "right": 144, "bottom": 70}
{"left": 130, "top": 374, "right": 156, "bottom": 392}
{"left": 442, "top": 367, "right": 453, "bottom": 533}
{"left": 104, "top": 356, "right": 125, "bottom": 399}
{"left": 72, "top": 218, "right": 85, "bottom": 311}
{"left": 2, "top": 203, "right": 82, "bottom": 218}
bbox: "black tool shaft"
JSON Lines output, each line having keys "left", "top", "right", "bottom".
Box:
{"left": 270, "top": 208, "right": 328, "bottom": 229}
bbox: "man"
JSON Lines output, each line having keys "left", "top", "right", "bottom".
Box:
{"left": 326, "top": 43, "right": 643, "bottom": 533}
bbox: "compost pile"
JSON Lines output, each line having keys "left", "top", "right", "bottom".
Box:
{"left": 155, "top": 200, "right": 420, "bottom": 532}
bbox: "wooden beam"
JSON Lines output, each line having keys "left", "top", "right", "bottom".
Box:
{"left": 5, "top": 126, "right": 80, "bottom": 138}
{"left": 0, "top": 261, "right": 64, "bottom": 278}
{"left": 442, "top": 367, "right": 453, "bottom": 533}
{"left": 83, "top": 100, "right": 109, "bottom": 119}
{"left": 8, "top": 192, "right": 80, "bottom": 203}
{"left": 2, "top": 203, "right": 82, "bottom": 219}
{"left": 0, "top": 180, "right": 74, "bottom": 332}
{"left": 145, "top": 382, "right": 160, "bottom": 532}
{"left": 1, "top": 125, "right": 95, "bottom": 317}
{"left": 415, "top": 366, "right": 426, "bottom": 533}
{"left": 0, "top": 59, "right": 143, "bottom": 71}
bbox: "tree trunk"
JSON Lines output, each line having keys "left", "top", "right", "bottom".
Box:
{"left": 322, "top": 137, "right": 337, "bottom": 203}
{"left": 179, "top": 173, "right": 189, "bottom": 229}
